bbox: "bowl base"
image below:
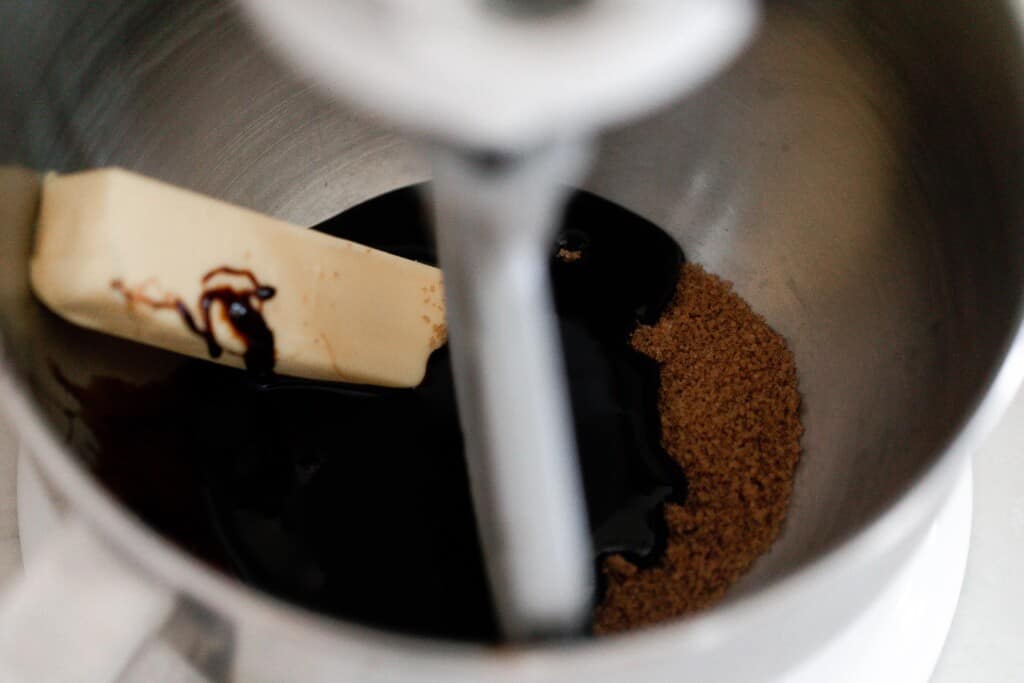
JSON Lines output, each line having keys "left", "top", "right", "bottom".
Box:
{"left": 782, "top": 459, "right": 972, "bottom": 682}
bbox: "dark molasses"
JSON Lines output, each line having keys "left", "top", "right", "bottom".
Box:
{"left": 111, "top": 266, "right": 276, "bottom": 374}
{"left": 59, "top": 185, "right": 686, "bottom": 642}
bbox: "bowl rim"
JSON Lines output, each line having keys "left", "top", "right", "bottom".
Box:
{"left": 3, "top": 0, "right": 1024, "bottom": 671}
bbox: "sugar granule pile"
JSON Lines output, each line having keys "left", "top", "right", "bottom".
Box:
{"left": 593, "top": 263, "right": 803, "bottom": 634}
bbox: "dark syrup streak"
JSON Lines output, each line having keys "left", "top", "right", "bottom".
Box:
{"left": 64, "top": 186, "right": 686, "bottom": 642}
{"left": 111, "top": 266, "right": 277, "bottom": 374}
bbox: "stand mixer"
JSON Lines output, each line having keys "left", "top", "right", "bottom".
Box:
{"left": 2, "top": 0, "right": 1024, "bottom": 680}
{"left": 237, "top": 0, "right": 759, "bottom": 638}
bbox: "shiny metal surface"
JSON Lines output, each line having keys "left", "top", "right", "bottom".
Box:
{"left": 1, "top": 0, "right": 1023, "bottom": 680}
{"left": 430, "top": 144, "right": 594, "bottom": 639}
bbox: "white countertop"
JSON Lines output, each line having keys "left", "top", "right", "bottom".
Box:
{"left": 932, "top": 384, "right": 1024, "bottom": 681}
{"left": 0, "top": 389, "right": 1022, "bottom": 681}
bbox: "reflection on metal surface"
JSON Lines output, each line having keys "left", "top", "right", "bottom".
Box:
{"left": 0, "top": 0, "right": 1023, "bottom": 680}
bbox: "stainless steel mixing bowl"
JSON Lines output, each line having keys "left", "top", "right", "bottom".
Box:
{"left": 1, "top": 0, "right": 1023, "bottom": 680}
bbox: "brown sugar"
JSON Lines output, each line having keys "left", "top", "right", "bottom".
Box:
{"left": 593, "top": 263, "right": 803, "bottom": 634}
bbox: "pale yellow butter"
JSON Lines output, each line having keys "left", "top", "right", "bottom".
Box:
{"left": 30, "top": 168, "right": 446, "bottom": 387}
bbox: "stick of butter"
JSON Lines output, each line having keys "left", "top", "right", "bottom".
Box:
{"left": 30, "top": 168, "right": 446, "bottom": 387}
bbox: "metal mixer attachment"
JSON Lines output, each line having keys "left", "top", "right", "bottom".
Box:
{"left": 237, "top": 0, "right": 759, "bottom": 639}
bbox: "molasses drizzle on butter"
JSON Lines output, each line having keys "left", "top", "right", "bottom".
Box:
{"left": 65, "top": 185, "right": 686, "bottom": 642}
{"left": 111, "top": 266, "right": 276, "bottom": 374}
